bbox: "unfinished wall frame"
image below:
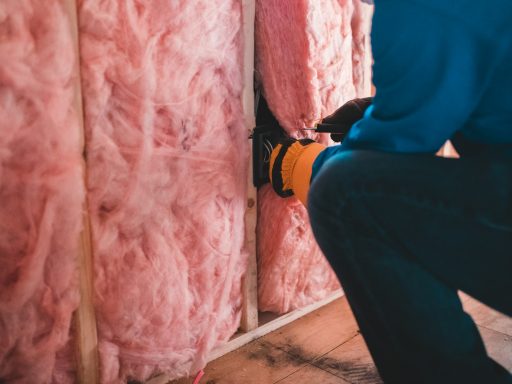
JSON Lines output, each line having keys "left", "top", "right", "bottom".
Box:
{"left": 202, "top": 0, "right": 346, "bottom": 362}
{"left": 64, "top": 0, "right": 100, "bottom": 383}
{"left": 64, "top": 0, "right": 346, "bottom": 382}
{"left": 240, "top": 0, "right": 259, "bottom": 334}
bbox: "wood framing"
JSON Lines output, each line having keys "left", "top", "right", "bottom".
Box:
{"left": 74, "top": 218, "right": 100, "bottom": 384}
{"left": 240, "top": 0, "right": 259, "bottom": 333}
{"left": 150, "top": 290, "right": 344, "bottom": 383}
{"left": 64, "top": 1, "right": 100, "bottom": 383}
{"left": 61, "top": 1, "right": 346, "bottom": 383}
{"left": 209, "top": 290, "right": 343, "bottom": 362}
{"left": 148, "top": 2, "right": 348, "bottom": 381}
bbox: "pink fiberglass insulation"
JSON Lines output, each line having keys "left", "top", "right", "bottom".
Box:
{"left": 257, "top": 186, "right": 340, "bottom": 312}
{"left": 256, "top": 0, "right": 373, "bottom": 313}
{"left": 0, "top": 1, "right": 84, "bottom": 383}
{"left": 78, "top": 1, "right": 248, "bottom": 382}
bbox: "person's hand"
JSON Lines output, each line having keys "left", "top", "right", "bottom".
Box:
{"left": 269, "top": 138, "right": 315, "bottom": 197}
{"left": 322, "top": 97, "right": 373, "bottom": 142}
{"left": 268, "top": 137, "right": 326, "bottom": 205}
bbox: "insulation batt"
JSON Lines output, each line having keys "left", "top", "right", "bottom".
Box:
{"left": 0, "top": 1, "right": 84, "bottom": 383}
{"left": 257, "top": 186, "right": 340, "bottom": 312}
{"left": 256, "top": 0, "right": 373, "bottom": 313}
{"left": 78, "top": 1, "right": 248, "bottom": 382}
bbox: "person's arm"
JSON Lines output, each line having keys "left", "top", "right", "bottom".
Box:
{"left": 268, "top": 97, "right": 373, "bottom": 205}
{"left": 270, "top": 1, "right": 507, "bottom": 205}
{"left": 313, "top": 0, "right": 503, "bottom": 176}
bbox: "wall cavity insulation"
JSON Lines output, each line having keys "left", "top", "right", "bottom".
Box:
{"left": 0, "top": 0, "right": 372, "bottom": 382}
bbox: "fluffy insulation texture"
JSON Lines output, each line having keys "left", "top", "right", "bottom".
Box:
{"left": 257, "top": 186, "right": 340, "bottom": 312}
{"left": 0, "top": 1, "right": 84, "bottom": 383}
{"left": 78, "top": 1, "right": 248, "bottom": 382}
{"left": 256, "top": 0, "right": 373, "bottom": 313}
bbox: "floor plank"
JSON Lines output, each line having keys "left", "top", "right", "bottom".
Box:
{"left": 276, "top": 363, "right": 351, "bottom": 384}
{"left": 463, "top": 296, "right": 512, "bottom": 337}
{"left": 197, "top": 339, "right": 307, "bottom": 384}
{"left": 262, "top": 297, "right": 359, "bottom": 361}
{"left": 167, "top": 378, "right": 192, "bottom": 384}
{"left": 170, "top": 295, "right": 511, "bottom": 384}
{"left": 479, "top": 326, "right": 512, "bottom": 372}
{"left": 313, "top": 334, "right": 383, "bottom": 384}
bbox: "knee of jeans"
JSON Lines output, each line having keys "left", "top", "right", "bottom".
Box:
{"left": 308, "top": 150, "right": 361, "bottom": 210}
{"left": 308, "top": 150, "right": 362, "bottom": 234}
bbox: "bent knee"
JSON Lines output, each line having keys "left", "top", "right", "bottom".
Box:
{"left": 309, "top": 150, "right": 370, "bottom": 208}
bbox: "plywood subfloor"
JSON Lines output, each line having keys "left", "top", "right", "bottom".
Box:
{"left": 172, "top": 293, "right": 512, "bottom": 384}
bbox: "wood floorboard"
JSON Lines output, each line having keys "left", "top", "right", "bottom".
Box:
{"left": 276, "top": 363, "right": 351, "bottom": 384}
{"left": 171, "top": 295, "right": 511, "bottom": 384}
{"left": 262, "top": 297, "right": 359, "bottom": 362}
{"left": 195, "top": 340, "right": 308, "bottom": 384}
{"left": 463, "top": 295, "right": 512, "bottom": 337}
{"left": 478, "top": 326, "right": 512, "bottom": 372}
{"left": 312, "top": 334, "right": 383, "bottom": 384}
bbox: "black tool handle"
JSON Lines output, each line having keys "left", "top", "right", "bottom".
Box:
{"left": 314, "top": 122, "right": 351, "bottom": 142}
{"left": 314, "top": 122, "right": 352, "bottom": 134}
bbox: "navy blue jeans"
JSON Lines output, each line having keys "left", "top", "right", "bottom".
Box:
{"left": 308, "top": 150, "right": 512, "bottom": 384}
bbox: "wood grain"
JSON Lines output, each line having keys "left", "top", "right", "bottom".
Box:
{"left": 479, "top": 326, "right": 512, "bottom": 372}
{"left": 171, "top": 295, "right": 511, "bottom": 383}
{"left": 200, "top": 340, "right": 308, "bottom": 384}
{"left": 263, "top": 294, "right": 358, "bottom": 361}
{"left": 313, "top": 335, "right": 382, "bottom": 384}
{"left": 63, "top": 0, "right": 100, "bottom": 382}
{"left": 463, "top": 295, "right": 512, "bottom": 337}
{"left": 209, "top": 291, "right": 344, "bottom": 361}
{"left": 277, "top": 363, "right": 351, "bottom": 384}
{"left": 240, "top": 0, "right": 259, "bottom": 333}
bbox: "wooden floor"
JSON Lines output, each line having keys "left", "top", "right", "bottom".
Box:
{"left": 172, "top": 293, "right": 512, "bottom": 384}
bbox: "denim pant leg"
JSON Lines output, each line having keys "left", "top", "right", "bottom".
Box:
{"left": 308, "top": 150, "right": 512, "bottom": 384}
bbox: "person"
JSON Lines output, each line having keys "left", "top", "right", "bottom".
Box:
{"left": 268, "top": 1, "right": 512, "bottom": 383}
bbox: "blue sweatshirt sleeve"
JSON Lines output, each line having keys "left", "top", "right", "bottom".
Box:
{"left": 312, "top": 0, "right": 501, "bottom": 178}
